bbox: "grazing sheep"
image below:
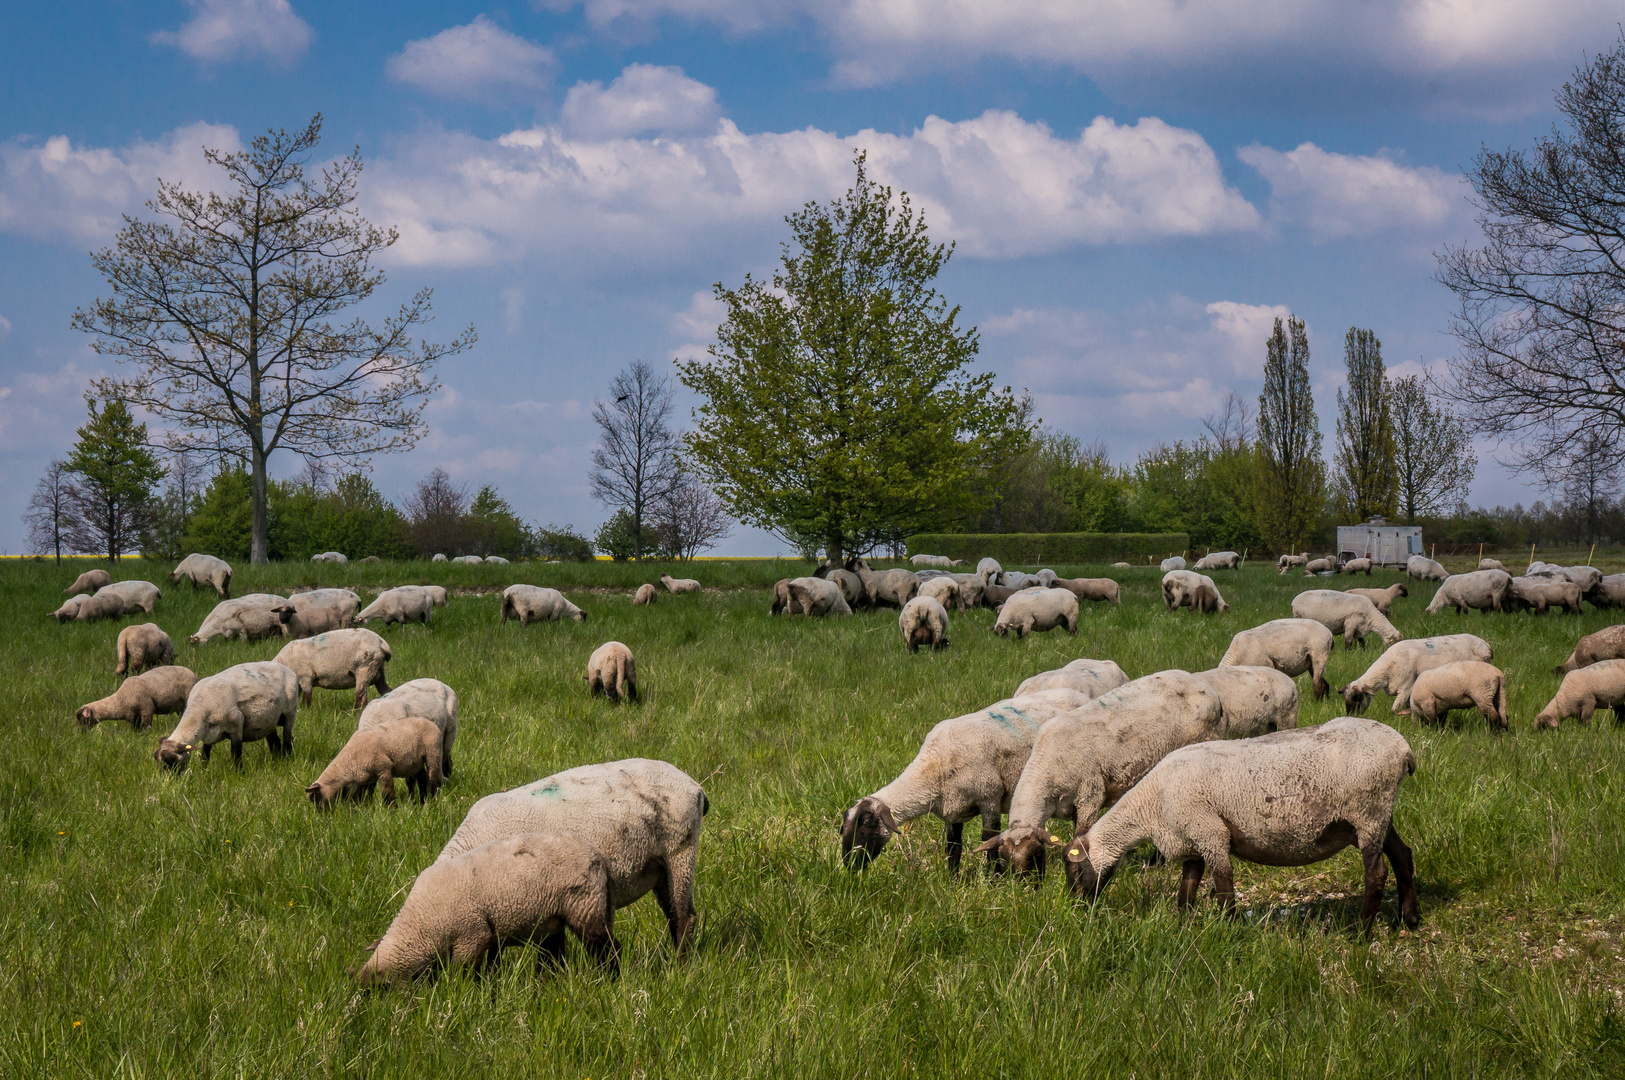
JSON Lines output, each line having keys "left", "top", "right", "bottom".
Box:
{"left": 1192, "top": 665, "right": 1300, "bottom": 733}
{"left": 633, "top": 583, "right": 658, "bottom": 605}
{"left": 1013, "top": 658, "right": 1128, "bottom": 700}
{"left": 436, "top": 759, "right": 709, "bottom": 951}
{"left": 946, "top": 573, "right": 986, "bottom": 610}
{"left": 821, "top": 567, "right": 866, "bottom": 609}
{"left": 73, "top": 591, "right": 126, "bottom": 623}
{"left": 1220, "top": 618, "right": 1335, "bottom": 700}
{"left": 65, "top": 568, "right": 111, "bottom": 596}
{"left": 432, "top": 553, "right": 448, "bottom": 562}
{"left": 918, "top": 575, "right": 961, "bottom": 612}
{"left": 1160, "top": 556, "right": 1187, "bottom": 572}
{"left": 273, "top": 628, "right": 392, "bottom": 709}
{"left": 994, "top": 588, "right": 1080, "bottom": 638}
{"left": 587, "top": 641, "right": 639, "bottom": 703}
{"left": 356, "top": 586, "right": 434, "bottom": 626}
{"left": 279, "top": 602, "right": 351, "bottom": 639}
{"left": 1528, "top": 564, "right": 1604, "bottom": 592}
{"left": 1343, "top": 557, "right": 1373, "bottom": 575}
{"left": 1584, "top": 575, "right": 1625, "bottom": 609}
{"left": 769, "top": 578, "right": 802, "bottom": 615}
{"left": 1534, "top": 659, "right": 1625, "bottom": 729}
{"left": 976, "top": 557, "right": 1002, "bottom": 584}
{"left": 307, "top": 718, "right": 442, "bottom": 808}
{"left": 840, "top": 689, "right": 1100, "bottom": 873}
{"left": 76, "top": 665, "right": 197, "bottom": 731}
{"left": 189, "top": 594, "right": 295, "bottom": 644}
{"left": 789, "top": 576, "right": 852, "bottom": 616}
{"left": 660, "top": 574, "right": 701, "bottom": 594}
{"left": 50, "top": 595, "right": 88, "bottom": 622}
{"left": 1346, "top": 582, "right": 1408, "bottom": 616}
{"left": 290, "top": 587, "right": 362, "bottom": 618}
{"left": 1193, "top": 551, "right": 1241, "bottom": 571}
{"left": 1507, "top": 575, "right": 1582, "bottom": 615}
{"left": 484, "top": 555, "right": 510, "bottom": 565}
{"left": 1304, "top": 557, "right": 1341, "bottom": 576}
{"left": 1407, "top": 555, "right": 1448, "bottom": 581}
{"left": 1290, "top": 590, "right": 1403, "bottom": 649}
{"left": 1555, "top": 625, "right": 1625, "bottom": 675}
{"left": 844, "top": 558, "right": 919, "bottom": 610}
{"left": 1062, "top": 717, "right": 1419, "bottom": 933}
{"left": 910, "top": 554, "right": 953, "bottom": 567}
{"left": 1035, "top": 568, "right": 1058, "bottom": 587}
{"left": 420, "top": 585, "right": 449, "bottom": 607}
{"left": 1340, "top": 634, "right": 1493, "bottom": 715}
{"left": 899, "top": 595, "right": 950, "bottom": 652}
{"left": 1277, "top": 553, "right": 1310, "bottom": 573}
{"left": 1409, "top": 661, "right": 1507, "bottom": 729}
{"left": 1162, "top": 570, "right": 1229, "bottom": 614}
{"left": 1479, "top": 558, "right": 1507, "bottom": 572}
{"left": 1113, "top": 561, "right": 1132, "bottom": 569}
{"left": 980, "top": 581, "right": 1041, "bottom": 609}
{"left": 501, "top": 585, "right": 584, "bottom": 624}
{"left": 360, "top": 678, "right": 459, "bottom": 778}
{"left": 155, "top": 661, "right": 299, "bottom": 769}
{"left": 995, "top": 571, "right": 1047, "bottom": 589}
{"left": 115, "top": 623, "right": 173, "bottom": 675}
{"left": 1049, "top": 577, "right": 1122, "bottom": 606}
{"left": 1425, "top": 569, "right": 1513, "bottom": 614}
{"left": 105, "top": 580, "right": 161, "bottom": 612}
{"left": 171, "top": 553, "right": 232, "bottom": 598}
{"left": 355, "top": 832, "right": 618, "bottom": 986}
{"left": 360, "top": 556, "right": 381, "bottom": 564}
{"left": 311, "top": 551, "right": 348, "bottom": 563}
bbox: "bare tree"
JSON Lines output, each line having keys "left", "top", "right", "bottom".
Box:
{"left": 24, "top": 460, "right": 81, "bottom": 564}
{"left": 1391, "top": 375, "right": 1476, "bottom": 524}
{"left": 73, "top": 115, "right": 474, "bottom": 564}
{"left": 1551, "top": 428, "right": 1619, "bottom": 542}
{"left": 1202, "top": 392, "right": 1254, "bottom": 453}
{"left": 589, "top": 360, "right": 680, "bottom": 561}
{"left": 403, "top": 468, "right": 470, "bottom": 556}
{"left": 651, "top": 469, "right": 732, "bottom": 560}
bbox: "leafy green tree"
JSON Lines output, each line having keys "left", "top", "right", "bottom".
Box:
{"left": 469, "top": 484, "right": 536, "bottom": 559}
{"left": 1391, "top": 375, "right": 1476, "bottom": 524}
{"left": 65, "top": 399, "right": 165, "bottom": 561}
{"left": 1255, "top": 316, "right": 1326, "bottom": 551}
{"left": 181, "top": 468, "right": 254, "bottom": 559}
{"left": 1333, "top": 328, "right": 1396, "bottom": 521}
{"left": 678, "top": 153, "right": 1029, "bottom": 562}
{"left": 594, "top": 509, "right": 656, "bottom": 562}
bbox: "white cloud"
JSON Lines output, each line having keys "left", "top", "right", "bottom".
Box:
{"left": 562, "top": 65, "right": 721, "bottom": 138}
{"left": 0, "top": 315, "right": 11, "bottom": 343}
{"left": 0, "top": 123, "right": 240, "bottom": 242}
{"left": 1238, "top": 142, "right": 1469, "bottom": 239}
{"left": 152, "top": 0, "right": 314, "bottom": 66}
{"left": 387, "top": 16, "right": 556, "bottom": 102}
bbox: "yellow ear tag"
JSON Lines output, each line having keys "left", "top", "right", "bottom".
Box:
{"left": 1049, "top": 835, "right": 1061, "bottom": 843}
{"left": 1069, "top": 848, "right": 1080, "bottom": 857}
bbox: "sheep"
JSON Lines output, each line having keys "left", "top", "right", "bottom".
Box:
{"left": 1303, "top": 557, "right": 1341, "bottom": 575}
{"left": 273, "top": 628, "right": 392, "bottom": 709}
{"left": 76, "top": 665, "right": 197, "bottom": 731}
{"left": 72, "top": 591, "right": 126, "bottom": 623}
{"left": 1340, "top": 633, "right": 1493, "bottom": 715}
{"left": 1193, "top": 551, "right": 1241, "bottom": 571}
{"left": 1507, "top": 575, "right": 1582, "bottom": 615}
{"left": 311, "top": 551, "right": 348, "bottom": 563}
{"left": 587, "top": 641, "right": 639, "bottom": 703}
{"left": 1278, "top": 553, "right": 1309, "bottom": 573}
{"left": 432, "top": 553, "right": 448, "bottom": 562}
{"left": 910, "top": 554, "right": 953, "bottom": 567}
{"left": 633, "top": 583, "right": 658, "bottom": 605}
{"left": 1584, "top": 575, "right": 1625, "bottom": 609}
{"left": 155, "top": 661, "right": 299, "bottom": 769}
{"left": 501, "top": 585, "right": 584, "bottom": 625}
{"left": 279, "top": 601, "right": 351, "bottom": 639}
{"left": 1346, "top": 582, "right": 1408, "bottom": 616}
{"left": 1035, "top": 568, "right": 1058, "bottom": 587}
{"left": 917, "top": 575, "right": 961, "bottom": 612}
{"left": 484, "top": 555, "right": 510, "bottom": 565}
{"left": 1013, "top": 658, "right": 1128, "bottom": 700}
{"left": 290, "top": 587, "right": 362, "bottom": 619}
{"left": 976, "top": 557, "right": 1002, "bottom": 583}
{"left": 360, "top": 555, "right": 381, "bottom": 564}
{"left": 1220, "top": 618, "right": 1335, "bottom": 700}
{"left": 436, "top": 758, "right": 709, "bottom": 951}
{"left": 981, "top": 581, "right": 1043, "bottom": 609}
{"left": 171, "top": 553, "right": 232, "bottom": 598}
{"left": 1425, "top": 569, "right": 1512, "bottom": 614}
{"left": 844, "top": 558, "right": 919, "bottom": 610}
{"left": 1162, "top": 570, "right": 1229, "bottom": 614}
{"left": 1407, "top": 555, "right": 1448, "bottom": 581}
{"left": 790, "top": 576, "right": 853, "bottom": 616}
{"left": 189, "top": 594, "right": 295, "bottom": 644}
{"left": 1555, "top": 625, "right": 1625, "bottom": 675}
{"left": 770, "top": 578, "right": 802, "bottom": 615}
{"left": 946, "top": 573, "right": 986, "bottom": 610}
{"left": 109, "top": 580, "right": 162, "bottom": 611}
{"left": 994, "top": 588, "right": 1079, "bottom": 638}
{"left": 65, "top": 568, "right": 111, "bottom": 595}
{"left": 1193, "top": 665, "right": 1300, "bottom": 734}
{"left": 360, "top": 678, "right": 459, "bottom": 778}
{"left": 840, "top": 689, "right": 1100, "bottom": 874}
{"left": 660, "top": 574, "right": 701, "bottom": 594}
{"left": 1408, "top": 661, "right": 1507, "bottom": 729}
{"left": 1480, "top": 558, "right": 1507, "bottom": 572}
{"left": 50, "top": 595, "right": 88, "bottom": 622}
{"left": 996, "top": 571, "right": 1047, "bottom": 589}
{"left": 356, "top": 586, "right": 434, "bottom": 626}
{"left": 115, "top": 623, "right": 173, "bottom": 676}
{"left": 1342, "top": 557, "right": 1373, "bottom": 575}
{"left": 420, "top": 585, "right": 449, "bottom": 607}
{"left": 1290, "top": 590, "right": 1403, "bottom": 649}
{"left": 451, "top": 555, "right": 482, "bottom": 565}
{"left": 822, "top": 567, "right": 866, "bottom": 609}
{"left": 355, "top": 832, "right": 618, "bottom": 986}
{"left": 1061, "top": 717, "right": 1419, "bottom": 933}
{"left": 973, "top": 670, "right": 1232, "bottom": 877}
{"left": 1534, "top": 659, "right": 1625, "bottom": 729}
{"left": 306, "top": 718, "right": 442, "bottom": 808}
{"left": 1160, "top": 556, "right": 1187, "bottom": 572}
{"left": 1049, "top": 577, "right": 1122, "bottom": 606}
{"left": 1113, "top": 561, "right": 1133, "bottom": 569}
{"left": 1528, "top": 564, "right": 1604, "bottom": 592}
{"left": 899, "top": 595, "right": 950, "bottom": 652}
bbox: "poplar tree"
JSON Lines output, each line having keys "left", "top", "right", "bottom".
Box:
{"left": 1333, "top": 327, "right": 1397, "bottom": 521}
{"left": 1255, "top": 316, "right": 1326, "bottom": 550}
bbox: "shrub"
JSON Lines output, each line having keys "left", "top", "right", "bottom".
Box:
{"left": 907, "top": 532, "right": 1189, "bottom": 565}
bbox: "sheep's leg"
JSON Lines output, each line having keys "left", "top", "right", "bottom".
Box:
{"left": 229, "top": 735, "right": 243, "bottom": 768}
{"left": 575, "top": 895, "right": 620, "bottom": 975}
{"left": 380, "top": 771, "right": 396, "bottom": 805}
{"left": 1177, "top": 858, "right": 1206, "bottom": 908}
{"left": 280, "top": 712, "right": 294, "bottom": 757}
{"left": 944, "top": 821, "right": 965, "bottom": 875}
{"left": 654, "top": 848, "right": 699, "bottom": 953}
{"left": 1383, "top": 825, "right": 1420, "bottom": 929}
{"left": 536, "top": 931, "right": 569, "bottom": 966}
{"left": 1359, "top": 842, "right": 1389, "bottom": 935}
{"left": 1208, "top": 856, "right": 1236, "bottom": 912}
{"left": 138, "top": 703, "right": 154, "bottom": 731}
{"left": 1580, "top": 699, "right": 1596, "bottom": 724}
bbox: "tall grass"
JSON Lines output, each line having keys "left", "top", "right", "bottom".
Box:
{"left": 2, "top": 557, "right": 1623, "bottom": 1077}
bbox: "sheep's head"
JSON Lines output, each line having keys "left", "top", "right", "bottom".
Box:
{"left": 840, "top": 797, "right": 898, "bottom": 870}
{"left": 992, "top": 620, "right": 1010, "bottom": 637}
{"left": 154, "top": 738, "right": 195, "bottom": 770}
{"left": 1393, "top": 584, "right": 1409, "bottom": 598}
{"left": 571, "top": 608, "right": 587, "bottom": 623}
{"left": 75, "top": 705, "right": 100, "bottom": 731}
{"left": 976, "top": 826, "right": 1063, "bottom": 879}
{"left": 845, "top": 557, "right": 871, "bottom": 574}
{"left": 306, "top": 780, "right": 341, "bottom": 809}
{"left": 1062, "top": 836, "right": 1117, "bottom": 898}
{"left": 1341, "top": 685, "right": 1372, "bottom": 715}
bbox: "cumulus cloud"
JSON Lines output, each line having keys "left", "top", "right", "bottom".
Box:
{"left": 1238, "top": 142, "right": 1469, "bottom": 240}
{"left": 387, "top": 16, "right": 556, "bottom": 102}
{"left": 152, "top": 0, "right": 314, "bottom": 66}
{"left": 562, "top": 65, "right": 721, "bottom": 138}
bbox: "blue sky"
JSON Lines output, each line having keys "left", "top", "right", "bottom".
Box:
{"left": 1, "top": 0, "right": 1618, "bottom": 554}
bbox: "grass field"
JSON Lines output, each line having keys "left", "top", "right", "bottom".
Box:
{"left": 5, "top": 553, "right": 1625, "bottom": 1078}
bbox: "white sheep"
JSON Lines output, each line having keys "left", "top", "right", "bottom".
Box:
{"left": 77, "top": 665, "right": 197, "bottom": 731}
{"left": 501, "top": 585, "right": 585, "bottom": 624}
{"left": 1554, "top": 625, "right": 1625, "bottom": 675}
{"left": 273, "top": 628, "right": 392, "bottom": 709}
{"left": 976, "top": 557, "right": 1002, "bottom": 584}
{"left": 660, "top": 573, "right": 701, "bottom": 594}
{"left": 1192, "top": 665, "right": 1300, "bottom": 735}
{"left": 419, "top": 585, "right": 449, "bottom": 607}
{"left": 1162, "top": 570, "right": 1229, "bottom": 614}
{"left": 1277, "top": 553, "right": 1309, "bottom": 573}
{"left": 356, "top": 586, "right": 434, "bottom": 626}
{"left": 64, "top": 568, "right": 111, "bottom": 595}
{"left": 50, "top": 595, "right": 88, "bottom": 622}
{"left": 1408, "top": 661, "right": 1507, "bottom": 729}
{"left": 73, "top": 591, "right": 127, "bottom": 623}
{"left": 1290, "top": 590, "right": 1403, "bottom": 649}
{"left": 1160, "top": 556, "right": 1187, "bottom": 572}
{"left": 1340, "top": 633, "right": 1493, "bottom": 714}
{"left": 1346, "top": 582, "right": 1408, "bottom": 615}
{"left": 98, "top": 580, "right": 161, "bottom": 613}
{"left": 359, "top": 678, "right": 459, "bottom": 778}
{"left": 946, "top": 572, "right": 986, "bottom": 610}
{"left": 1585, "top": 574, "right": 1625, "bottom": 609}
{"left": 189, "top": 594, "right": 295, "bottom": 644}
{"left": 115, "top": 623, "right": 174, "bottom": 675}
{"left": 307, "top": 718, "right": 443, "bottom": 808}
{"left": 910, "top": 554, "right": 954, "bottom": 567}
{"left": 917, "top": 575, "right": 961, "bottom": 612}
{"left": 1013, "top": 658, "right": 1128, "bottom": 700}
{"left": 1220, "top": 618, "right": 1335, "bottom": 700}
{"left": 1303, "top": 557, "right": 1341, "bottom": 575}
{"left": 155, "top": 661, "right": 299, "bottom": 769}
{"left": 451, "top": 555, "right": 483, "bottom": 565}
{"left": 1527, "top": 564, "right": 1603, "bottom": 592}
{"left": 171, "top": 553, "right": 232, "bottom": 598}
{"left": 788, "top": 577, "right": 853, "bottom": 616}
{"left": 1342, "top": 557, "right": 1373, "bottom": 575}
{"left": 994, "top": 588, "right": 1080, "bottom": 637}
{"left": 1193, "top": 551, "right": 1241, "bottom": 570}
{"left": 1050, "top": 577, "right": 1122, "bottom": 606}
{"left": 899, "top": 595, "right": 950, "bottom": 652}
{"left": 1507, "top": 575, "right": 1582, "bottom": 614}
{"left": 484, "top": 555, "right": 510, "bottom": 564}
{"left": 633, "top": 583, "right": 658, "bottom": 605}
{"left": 844, "top": 558, "right": 919, "bottom": 610}
{"left": 1407, "top": 555, "right": 1448, "bottom": 581}
{"left": 311, "top": 551, "right": 348, "bottom": 563}
{"left": 587, "top": 641, "right": 639, "bottom": 703}
{"left": 1479, "top": 558, "right": 1507, "bottom": 572}
{"left": 432, "top": 553, "right": 448, "bottom": 562}
{"left": 1534, "top": 659, "right": 1625, "bottom": 729}
{"left": 1062, "top": 717, "right": 1419, "bottom": 933}
{"left": 1425, "top": 569, "right": 1512, "bottom": 614}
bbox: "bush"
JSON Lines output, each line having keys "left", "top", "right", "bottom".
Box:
{"left": 535, "top": 524, "right": 594, "bottom": 562}
{"left": 907, "top": 532, "right": 1190, "bottom": 565}
{"left": 594, "top": 510, "right": 659, "bottom": 561}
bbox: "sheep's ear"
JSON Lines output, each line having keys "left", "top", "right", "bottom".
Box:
{"left": 305, "top": 783, "right": 322, "bottom": 803}
{"left": 1063, "top": 837, "right": 1090, "bottom": 863}
{"left": 1044, "top": 832, "right": 1066, "bottom": 848}
{"left": 873, "top": 802, "right": 899, "bottom": 834}
{"left": 364, "top": 937, "right": 382, "bottom": 953}
{"left": 974, "top": 834, "right": 1004, "bottom": 854}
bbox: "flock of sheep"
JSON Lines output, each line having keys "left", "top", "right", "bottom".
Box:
{"left": 50, "top": 545, "right": 1625, "bottom": 982}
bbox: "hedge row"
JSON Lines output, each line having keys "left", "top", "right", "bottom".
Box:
{"left": 907, "top": 533, "right": 1190, "bottom": 565}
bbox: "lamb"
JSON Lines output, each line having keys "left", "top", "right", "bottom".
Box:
{"left": 1534, "top": 659, "right": 1625, "bottom": 729}
{"left": 1162, "top": 570, "right": 1229, "bottom": 614}
{"left": 1013, "top": 658, "right": 1128, "bottom": 700}
{"left": 1554, "top": 625, "right": 1625, "bottom": 675}
{"left": 1507, "top": 575, "right": 1582, "bottom": 615}
{"left": 994, "top": 588, "right": 1079, "bottom": 638}
{"left": 844, "top": 558, "right": 919, "bottom": 610}
{"left": 899, "top": 596, "right": 950, "bottom": 652}
{"left": 50, "top": 595, "right": 88, "bottom": 622}
{"left": 356, "top": 586, "right": 434, "bottom": 626}
{"left": 273, "top": 628, "right": 392, "bottom": 709}
{"left": 1160, "top": 556, "right": 1187, "bottom": 572}
{"left": 1342, "top": 557, "right": 1373, "bottom": 575}
{"left": 660, "top": 574, "right": 701, "bottom": 594}
{"left": 65, "top": 568, "right": 111, "bottom": 595}
{"left": 72, "top": 591, "right": 127, "bottom": 623}
{"left": 1407, "top": 555, "right": 1448, "bottom": 581}
{"left": 1408, "top": 661, "right": 1507, "bottom": 729}
{"left": 170, "top": 553, "right": 232, "bottom": 598}
{"left": 1049, "top": 577, "right": 1122, "bottom": 606}
{"left": 354, "top": 832, "right": 618, "bottom": 985}
{"left": 189, "top": 593, "right": 294, "bottom": 644}
{"left": 359, "top": 678, "right": 459, "bottom": 777}
{"left": 1425, "top": 569, "right": 1512, "bottom": 614}
{"left": 1340, "top": 633, "right": 1493, "bottom": 714}
{"left": 306, "top": 717, "right": 442, "bottom": 807}
{"left": 501, "top": 585, "right": 585, "bottom": 624}
{"left": 1303, "top": 557, "right": 1341, "bottom": 575}
{"left": 1346, "top": 582, "right": 1408, "bottom": 615}
{"left": 1584, "top": 575, "right": 1625, "bottom": 609}
{"left": 311, "top": 551, "right": 348, "bottom": 563}
{"left": 1219, "top": 618, "right": 1335, "bottom": 700}
{"left": 1290, "top": 590, "right": 1403, "bottom": 648}
{"left": 1062, "top": 717, "right": 1419, "bottom": 933}
{"left": 917, "top": 575, "right": 961, "bottom": 612}
{"left": 1278, "top": 553, "right": 1309, "bottom": 573}
{"left": 436, "top": 758, "right": 709, "bottom": 951}
{"left": 1479, "top": 558, "right": 1507, "bottom": 572}
{"left": 633, "top": 583, "right": 658, "bottom": 605}
{"left": 840, "top": 689, "right": 1100, "bottom": 874}
{"left": 76, "top": 665, "right": 197, "bottom": 731}
{"left": 587, "top": 641, "right": 639, "bottom": 703}
{"left": 155, "top": 660, "right": 298, "bottom": 769}
{"left": 910, "top": 554, "right": 954, "bottom": 567}
{"left": 115, "top": 623, "right": 174, "bottom": 675}
{"left": 1193, "top": 551, "right": 1241, "bottom": 570}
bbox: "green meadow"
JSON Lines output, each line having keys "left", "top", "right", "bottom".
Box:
{"left": 3, "top": 554, "right": 1624, "bottom": 1077}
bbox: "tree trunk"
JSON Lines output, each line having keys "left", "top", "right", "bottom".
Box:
{"left": 826, "top": 533, "right": 844, "bottom": 566}
{"left": 251, "top": 444, "right": 270, "bottom": 565}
